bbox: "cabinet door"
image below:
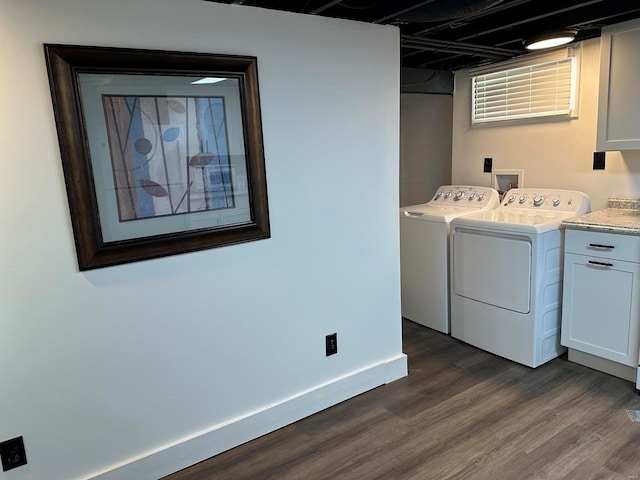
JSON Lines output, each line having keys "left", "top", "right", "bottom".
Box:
{"left": 597, "top": 19, "right": 640, "bottom": 151}
{"left": 561, "top": 252, "right": 640, "bottom": 366}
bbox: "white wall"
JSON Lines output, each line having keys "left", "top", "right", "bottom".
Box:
{"left": 452, "top": 38, "right": 640, "bottom": 211}
{"left": 400, "top": 93, "right": 453, "bottom": 206}
{"left": 0, "top": 1, "right": 405, "bottom": 479}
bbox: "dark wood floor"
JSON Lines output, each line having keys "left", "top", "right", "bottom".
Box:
{"left": 164, "top": 320, "right": 640, "bottom": 480}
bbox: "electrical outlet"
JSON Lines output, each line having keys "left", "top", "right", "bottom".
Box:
{"left": 326, "top": 333, "right": 337, "bottom": 356}
{"left": 593, "top": 151, "right": 606, "bottom": 170}
{"left": 0, "top": 436, "right": 27, "bottom": 472}
{"left": 483, "top": 157, "right": 492, "bottom": 173}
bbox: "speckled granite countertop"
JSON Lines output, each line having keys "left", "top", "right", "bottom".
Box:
{"left": 562, "top": 197, "right": 640, "bottom": 235}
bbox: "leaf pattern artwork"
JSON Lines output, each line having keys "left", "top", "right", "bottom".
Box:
{"left": 189, "top": 152, "right": 215, "bottom": 167}
{"left": 167, "top": 99, "right": 186, "bottom": 114}
{"left": 134, "top": 138, "right": 153, "bottom": 155}
{"left": 140, "top": 179, "right": 169, "bottom": 197}
{"left": 102, "top": 95, "right": 235, "bottom": 222}
{"left": 162, "top": 127, "right": 181, "bottom": 143}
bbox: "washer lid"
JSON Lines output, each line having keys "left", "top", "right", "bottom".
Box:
{"left": 400, "top": 203, "right": 493, "bottom": 222}
{"left": 400, "top": 185, "right": 501, "bottom": 222}
{"left": 452, "top": 209, "right": 578, "bottom": 233}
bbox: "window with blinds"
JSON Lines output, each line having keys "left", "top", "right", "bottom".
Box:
{"left": 471, "top": 56, "right": 576, "bottom": 124}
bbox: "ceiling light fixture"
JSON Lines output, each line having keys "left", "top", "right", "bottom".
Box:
{"left": 523, "top": 29, "right": 577, "bottom": 51}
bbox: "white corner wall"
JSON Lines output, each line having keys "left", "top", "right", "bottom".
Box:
{"left": 0, "top": 1, "right": 405, "bottom": 479}
{"left": 452, "top": 38, "right": 640, "bottom": 210}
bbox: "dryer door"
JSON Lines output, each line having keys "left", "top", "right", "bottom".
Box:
{"left": 452, "top": 229, "right": 532, "bottom": 314}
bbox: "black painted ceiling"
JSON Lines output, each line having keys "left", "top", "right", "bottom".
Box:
{"left": 205, "top": 0, "right": 640, "bottom": 71}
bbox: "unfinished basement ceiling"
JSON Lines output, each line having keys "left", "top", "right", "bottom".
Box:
{"left": 205, "top": 0, "right": 640, "bottom": 71}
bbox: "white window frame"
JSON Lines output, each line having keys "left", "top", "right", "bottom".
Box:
{"left": 470, "top": 46, "right": 580, "bottom": 125}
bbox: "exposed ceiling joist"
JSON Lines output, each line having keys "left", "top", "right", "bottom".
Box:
{"left": 373, "top": 0, "right": 438, "bottom": 24}
{"left": 455, "top": 0, "right": 603, "bottom": 42}
{"left": 311, "top": 0, "right": 345, "bottom": 15}
{"left": 203, "top": 0, "right": 640, "bottom": 71}
{"left": 410, "top": 0, "right": 534, "bottom": 37}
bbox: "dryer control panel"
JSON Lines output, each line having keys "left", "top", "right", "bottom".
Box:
{"left": 501, "top": 188, "right": 591, "bottom": 214}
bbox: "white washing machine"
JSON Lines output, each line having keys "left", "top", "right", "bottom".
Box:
{"left": 400, "top": 185, "right": 500, "bottom": 333}
{"left": 449, "top": 188, "right": 591, "bottom": 367}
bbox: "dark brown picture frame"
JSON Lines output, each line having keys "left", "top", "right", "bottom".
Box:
{"left": 44, "top": 44, "right": 270, "bottom": 270}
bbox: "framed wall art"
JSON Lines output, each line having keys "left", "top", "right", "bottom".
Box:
{"left": 44, "top": 44, "right": 270, "bottom": 270}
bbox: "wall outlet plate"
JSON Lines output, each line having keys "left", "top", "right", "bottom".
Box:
{"left": 0, "top": 436, "right": 27, "bottom": 472}
{"left": 326, "top": 333, "right": 337, "bottom": 356}
{"left": 593, "top": 151, "right": 606, "bottom": 170}
{"left": 483, "top": 157, "right": 492, "bottom": 173}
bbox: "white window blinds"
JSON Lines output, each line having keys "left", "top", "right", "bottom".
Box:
{"left": 471, "top": 56, "right": 576, "bottom": 124}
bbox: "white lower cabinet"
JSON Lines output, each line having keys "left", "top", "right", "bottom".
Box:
{"left": 561, "top": 229, "right": 640, "bottom": 368}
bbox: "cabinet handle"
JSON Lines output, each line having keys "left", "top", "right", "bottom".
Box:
{"left": 588, "top": 260, "right": 614, "bottom": 267}
{"left": 588, "top": 243, "right": 615, "bottom": 249}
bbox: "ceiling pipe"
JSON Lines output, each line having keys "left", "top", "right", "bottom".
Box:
{"left": 374, "top": 0, "right": 439, "bottom": 24}
{"left": 410, "top": 0, "right": 534, "bottom": 36}
{"left": 397, "top": 0, "right": 504, "bottom": 22}
{"left": 455, "top": 0, "right": 601, "bottom": 42}
{"left": 417, "top": 53, "right": 468, "bottom": 67}
{"left": 311, "top": 0, "right": 346, "bottom": 15}
{"left": 401, "top": 42, "right": 509, "bottom": 59}
{"left": 569, "top": 6, "right": 640, "bottom": 29}
{"left": 402, "top": 34, "right": 520, "bottom": 55}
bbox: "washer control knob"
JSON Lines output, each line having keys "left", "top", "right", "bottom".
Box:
{"left": 478, "top": 194, "right": 486, "bottom": 201}
{"left": 468, "top": 193, "right": 477, "bottom": 200}
{"left": 508, "top": 195, "right": 515, "bottom": 203}
{"left": 519, "top": 195, "right": 527, "bottom": 204}
{"left": 434, "top": 192, "right": 443, "bottom": 200}
{"left": 533, "top": 195, "right": 544, "bottom": 206}
{"left": 454, "top": 191, "right": 465, "bottom": 201}
{"left": 552, "top": 197, "right": 561, "bottom": 207}
{"left": 444, "top": 192, "right": 452, "bottom": 198}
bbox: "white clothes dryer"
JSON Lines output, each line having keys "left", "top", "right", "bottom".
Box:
{"left": 400, "top": 185, "right": 500, "bottom": 333}
{"left": 449, "top": 188, "right": 591, "bottom": 367}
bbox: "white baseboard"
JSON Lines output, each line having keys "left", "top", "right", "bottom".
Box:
{"left": 83, "top": 354, "right": 407, "bottom": 480}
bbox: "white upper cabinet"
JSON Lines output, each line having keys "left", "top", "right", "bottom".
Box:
{"left": 597, "top": 18, "right": 640, "bottom": 151}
